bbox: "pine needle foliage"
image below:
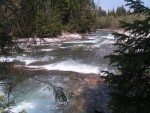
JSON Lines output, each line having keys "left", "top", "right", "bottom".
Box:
{"left": 104, "top": 0, "right": 150, "bottom": 113}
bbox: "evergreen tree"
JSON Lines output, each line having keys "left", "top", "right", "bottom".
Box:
{"left": 108, "top": 8, "right": 116, "bottom": 17}
{"left": 105, "top": 0, "right": 150, "bottom": 113}
{"left": 97, "top": 6, "right": 107, "bottom": 17}
{"left": 0, "top": 0, "right": 96, "bottom": 54}
{"left": 116, "top": 5, "right": 126, "bottom": 16}
{"left": 77, "top": 0, "right": 95, "bottom": 33}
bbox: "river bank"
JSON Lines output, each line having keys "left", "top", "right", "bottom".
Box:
{"left": 14, "top": 31, "right": 91, "bottom": 44}
{"left": 1, "top": 30, "right": 114, "bottom": 113}
{"left": 98, "top": 29, "right": 130, "bottom": 36}
{"left": 14, "top": 29, "right": 132, "bottom": 47}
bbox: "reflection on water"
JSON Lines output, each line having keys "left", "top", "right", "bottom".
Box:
{"left": 0, "top": 30, "right": 115, "bottom": 113}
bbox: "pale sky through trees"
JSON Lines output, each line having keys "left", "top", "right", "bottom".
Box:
{"left": 94, "top": 0, "right": 150, "bottom": 11}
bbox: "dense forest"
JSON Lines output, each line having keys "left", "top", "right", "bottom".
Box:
{"left": 0, "top": 0, "right": 95, "bottom": 54}
{"left": 0, "top": 0, "right": 150, "bottom": 113}
{"left": 0, "top": 0, "right": 147, "bottom": 54}
{"left": 0, "top": 0, "right": 95, "bottom": 37}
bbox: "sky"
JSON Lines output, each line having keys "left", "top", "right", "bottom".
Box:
{"left": 94, "top": 0, "right": 150, "bottom": 11}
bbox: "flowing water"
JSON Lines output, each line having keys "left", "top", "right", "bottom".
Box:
{"left": 0, "top": 30, "right": 116, "bottom": 113}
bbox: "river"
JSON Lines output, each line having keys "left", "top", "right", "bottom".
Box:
{"left": 0, "top": 30, "right": 115, "bottom": 113}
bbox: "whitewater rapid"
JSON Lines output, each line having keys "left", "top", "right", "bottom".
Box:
{"left": 0, "top": 31, "right": 116, "bottom": 113}
{"left": 0, "top": 32, "right": 115, "bottom": 75}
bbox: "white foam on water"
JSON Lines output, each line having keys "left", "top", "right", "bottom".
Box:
{"left": 107, "top": 34, "right": 115, "bottom": 40}
{"left": 0, "top": 55, "right": 54, "bottom": 65}
{"left": 14, "top": 56, "right": 42, "bottom": 65}
{"left": 81, "top": 40, "right": 98, "bottom": 44}
{"left": 19, "top": 58, "right": 38, "bottom": 65}
{"left": 12, "top": 101, "right": 35, "bottom": 113}
{"left": 88, "top": 36, "right": 97, "bottom": 40}
{"left": 0, "top": 56, "right": 33, "bottom": 65}
{"left": 41, "top": 48, "right": 53, "bottom": 52}
{"left": 59, "top": 46, "right": 68, "bottom": 49}
{"left": 0, "top": 56, "right": 15, "bottom": 62}
{"left": 0, "top": 86, "right": 4, "bottom": 95}
{"left": 63, "top": 39, "right": 98, "bottom": 44}
{"left": 99, "top": 34, "right": 115, "bottom": 45}
{"left": 27, "top": 59, "right": 100, "bottom": 74}
{"left": 101, "top": 34, "right": 115, "bottom": 40}
{"left": 101, "top": 40, "right": 115, "bottom": 44}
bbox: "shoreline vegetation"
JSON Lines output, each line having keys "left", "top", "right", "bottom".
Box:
{"left": 0, "top": 0, "right": 95, "bottom": 54}
{"left": 0, "top": 0, "right": 146, "bottom": 54}
{"left": 14, "top": 29, "right": 127, "bottom": 44}
{"left": 1, "top": 0, "right": 149, "bottom": 113}
{"left": 15, "top": 31, "right": 85, "bottom": 44}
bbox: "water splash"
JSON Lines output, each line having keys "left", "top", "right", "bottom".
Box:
{"left": 12, "top": 101, "right": 35, "bottom": 113}
{"left": 27, "top": 59, "right": 100, "bottom": 74}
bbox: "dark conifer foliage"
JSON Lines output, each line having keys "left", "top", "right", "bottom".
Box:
{"left": 0, "top": 0, "right": 95, "bottom": 54}
{"left": 116, "top": 5, "right": 126, "bottom": 16}
{"left": 0, "top": 0, "right": 95, "bottom": 37}
{"left": 104, "top": 0, "right": 150, "bottom": 113}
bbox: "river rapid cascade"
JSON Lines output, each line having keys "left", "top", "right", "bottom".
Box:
{"left": 0, "top": 30, "right": 116, "bottom": 113}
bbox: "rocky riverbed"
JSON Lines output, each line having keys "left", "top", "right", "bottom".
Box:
{"left": 0, "top": 30, "right": 114, "bottom": 113}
